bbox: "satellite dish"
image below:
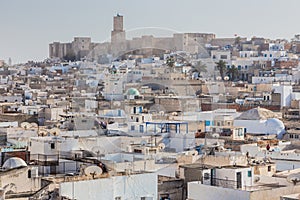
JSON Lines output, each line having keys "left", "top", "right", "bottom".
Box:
{"left": 186, "top": 150, "right": 198, "bottom": 156}
{"left": 216, "top": 76, "right": 222, "bottom": 81}
{"left": 91, "top": 146, "right": 106, "bottom": 157}
{"left": 224, "top": 76, "right": 230, "bottom": 81}
{"left": 50, "top": 128, "right": 60, "bottom": 136}
{"left": 212, "top": 133, "right": 220, "bottom": 138}
{"left": 158, "top": 143, "right": 166, "bottom": 150}
{"left": 20, "top": 122, "right": 32, "bottom": 129}
{"left": 172, "top": 112, "right": 178, "bottom": 116}
{"left": 113, "top": 101, "right": 121, "bottom": 107}
{"left": 30, "top": 123, "right": 38, "bottom": 128}
{"left": 140, "top": 140, "right": 147, "bottom": 146}
{"left": 38, "top": 130, "right": 48, "bottom": 137}
{"left": 254, "top": 176, "right": 260, "bottom": 183}
{"left": 84, "top": 166, "right": 103, "bottom": 177}
{"left": 287, "top": 173, "right": 300, "bottom": 185}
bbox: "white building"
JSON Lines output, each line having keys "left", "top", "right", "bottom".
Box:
{"left": 261, "top": 50, "right": 287, "bottom": 60}
{"left": 239, "top": 51, "right": 258, "bottom": 58}
{"left": 0, "top": 158, "right": 42, "bottom": 199}
{"left": 272, "top": 84, "right": 293, "bottom": 108}
{"left": 211, "top": 50, "right": 231, "bottom": 61}
{"left": 233, "top": 107, "right": 285, "bottom": 138}
{"left": 59, "top": 173, "right": 157, "bottom": 200}
{"left": 103, "top": 72, "right": 126, "bottom": 101}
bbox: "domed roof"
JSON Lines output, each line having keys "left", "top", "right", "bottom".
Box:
{"left": 266, "top": 118, "right": 284, "bottom": 128}
{"left": 126, "top": 88, "right": 140, "bottom": 96}
{"left": 236, "top": 107, "right": 277, "bottom": 120}
{"left": 3, "top": 157, "right": 27, "bottom": 169}
{"left": 265, "top": 118, "right": 285, "bottom": 138}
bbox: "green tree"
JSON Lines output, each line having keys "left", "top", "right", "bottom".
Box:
{"left": 190, "top": 61, "right": 207, "bottom": 77}
{"left": 215, "top": 60, "right": 227, "bottom": 80}
{"left": 166, "top": 56, "right": 175, "bottom": 68}
{"left": 234, "top": 36, "right": 241, "bottom": 45}
{"left": 226, "top": 65, "right": 239, "bottom": 81}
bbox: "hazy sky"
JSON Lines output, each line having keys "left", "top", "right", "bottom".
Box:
{"left": 1, "top": 0, "right": 300, "bottom": 64}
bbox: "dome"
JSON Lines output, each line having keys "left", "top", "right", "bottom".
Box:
{"left": 3, "top": 157, "right": 27, "bottom": 169}
{"left": 235, "top": 107, "right": 277, "bottom": 120}
{"left": 265, "top": 118, "right": 285, "bottom": 138}
{"left": 126, "top": 88, "right": 140, "bottom": 96}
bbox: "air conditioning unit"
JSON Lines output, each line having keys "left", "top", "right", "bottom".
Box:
{"left": 144, "top": 147, "right": 150, "bottom": 155}
{"left": 127, "top": 145, "right": 133, "bottom": 153}
{"left": 29, "top": 167, "right": 39, "bottom": 178}
{"left": 71, "top": 151, "right": 83, "bottom": 159}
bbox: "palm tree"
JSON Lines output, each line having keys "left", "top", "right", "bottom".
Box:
{"left": 226, "top": 65, "right": 239, "bottom": 81}
{"left": 215, "top": 60, "right": 227, "bottom": 80}
{"left": 190, "top": 61, "right": 207, "bottom": 78}
{"left": 166, "top": 56, "right": 175, "bottom": 68}
{"left": 234, "top": 36, "right": 241, "bottom": 45}
{"left": 234, "top": 36, "right": 242, "bottom": 50}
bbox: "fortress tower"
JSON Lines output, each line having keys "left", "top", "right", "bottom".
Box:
{"left": 111, "top": 14, "right": 126, "bottom": 44}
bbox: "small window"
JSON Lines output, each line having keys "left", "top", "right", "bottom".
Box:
{"left": 204, "top": 173, "right": 210, "bottom": 180}
{"left": 220, "top": 55, "right": 227, "bottom": 59}
{"left": 140, "top": 125, "right": 144, "bottom": 133}
{"left": 115, "top": 197, "right": 121, "bottom": 200}
{"left": 248, "top": 170, "right": 252, "bottom": 177}
{"left": 51, "top": 143, "right": 55, "bottom": 149}
{"left": 160, "top": 194, "right": 170, "bottom": 200}
{"left": 28, "top": 169, "right": 31, "bottom": 178}
{"left": 141, "top": 198, "right": 153, "bottom": 200}
{"left": 268, "top": 166, "right": 272, "bottom": 172}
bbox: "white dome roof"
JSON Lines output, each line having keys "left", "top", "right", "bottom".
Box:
{"left": 3, "top": 157, "right": 27, "bottom": 169}
{"left": 265, "top": 118, "right": 285, "bottom": 137}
